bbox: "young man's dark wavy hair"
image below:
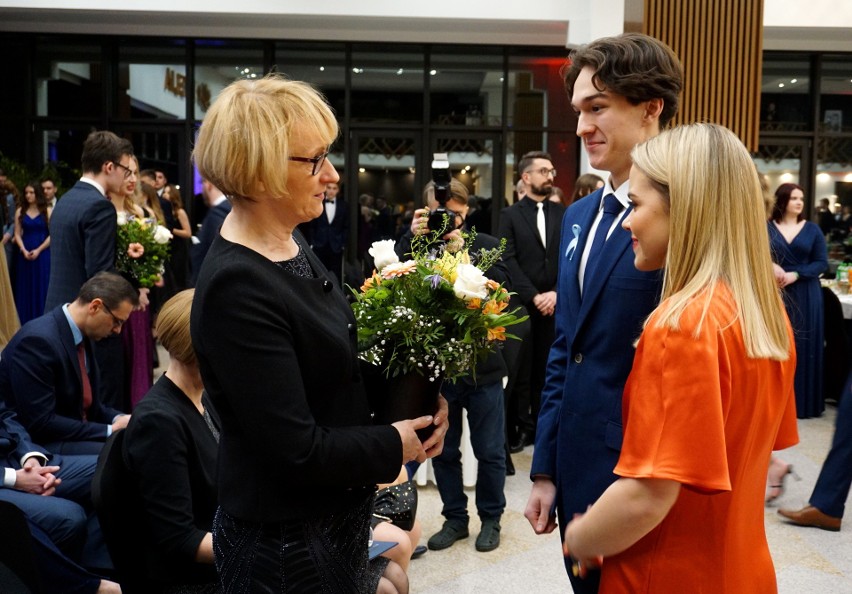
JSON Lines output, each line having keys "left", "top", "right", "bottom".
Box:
{"left": 563, "top": 33, "right": 684, "bottom": 128}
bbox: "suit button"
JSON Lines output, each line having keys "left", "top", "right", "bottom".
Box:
{"left": 347, "top": 323, "right": 354, "bottom": 331}
{"left": 573, "top": 353, "right": 583, "bottom": 364}
{"left": 323, "top": 280, "right": 333, "bottom": 293}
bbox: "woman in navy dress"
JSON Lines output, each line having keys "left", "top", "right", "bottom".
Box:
{"left": 768, "top": 183, "right": 828, "bottom": 418}
{"left": 13, "top": 181, "right": 51, "bottom": 325}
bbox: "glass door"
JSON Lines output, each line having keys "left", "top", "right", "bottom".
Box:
{"left": 348, "top": 130, "right": 422, "bottom": 277}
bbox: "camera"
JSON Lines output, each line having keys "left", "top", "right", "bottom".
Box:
{"left": 427, "top": 152, "right": 456, "bottom": 234}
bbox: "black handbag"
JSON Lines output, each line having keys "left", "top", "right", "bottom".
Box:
{"left": 372, "top": 480, "right": 418, "bottom": 531}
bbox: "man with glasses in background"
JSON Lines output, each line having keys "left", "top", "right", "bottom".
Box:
{"left": 1, "top": 272, "right": 136, "bottom": 456}
{"left": 45, "top": 131, "right": 143, "bottom": 412}
{"left": 498, "top": 151, "right": 565, "bottom": 455}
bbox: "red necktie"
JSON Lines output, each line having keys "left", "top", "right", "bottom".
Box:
{"left": 77, "top": 343, "right": 92, "bottom": 421}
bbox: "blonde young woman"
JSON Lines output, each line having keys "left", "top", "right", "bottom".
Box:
{"left": 563, "top": 124, "right": 798, "bottom": 593}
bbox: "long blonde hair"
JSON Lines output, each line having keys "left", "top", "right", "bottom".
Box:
{"left": 631, "top": 123, "right": 790, "bottom": 360}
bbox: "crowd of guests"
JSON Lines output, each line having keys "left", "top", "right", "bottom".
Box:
{"left": 0, "top": 31, "right": 849, "bottom": 594}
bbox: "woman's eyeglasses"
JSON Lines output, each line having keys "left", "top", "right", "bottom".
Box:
{"left": 288, "top": 149, "right": 330, "bottom": 176}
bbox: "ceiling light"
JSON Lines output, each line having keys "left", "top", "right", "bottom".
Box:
{"left": 430, "top": 69, "right": 437, "bottom": 76}
{"left": 319, "top": 66, "right": 325, "bottom": 72}
{"left": 790, "top": 78, "right": 797, "bottom": 83}
{"left": 397, "top": 68, "right": 404, "bottom": 75}
{"left": 778, "top": 83, "right": 785, "bottom": 88}
{"left": 359, "top": 167, "right": 366, "bottom": 173}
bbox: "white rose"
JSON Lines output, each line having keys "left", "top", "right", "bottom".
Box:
{"left": 152, "top": 224, "right": 173, "bottom": 244}
{"left": 116, "top": 211, "right": 127, "bottom": 226}
{"left": 369, "top": 239, "right": 399, "bottom": 272}
{"left": 453, "top": 264, "right": 488, "bottom": 301}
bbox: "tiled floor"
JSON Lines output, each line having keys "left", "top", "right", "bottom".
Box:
{"left": 408, "top": 404, "right": 852, "bottom": 593}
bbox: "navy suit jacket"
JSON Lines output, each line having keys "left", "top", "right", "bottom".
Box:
{"left": 45, "top": 180, "right": 116, "bottom": 310}
{"left": 0, "top": 399, "right": 48, "bottom": 468}
{"left": 191, "top": 199, "right": 231, "bottom": 283}
{"left": 0, "top": 307, "right": 122, "bottom": 444}
{"left": 498, "top": 197, "right": 564, "bottom": 306}
{"left": 530, "top": 188, "right": 662, "bottom": 523}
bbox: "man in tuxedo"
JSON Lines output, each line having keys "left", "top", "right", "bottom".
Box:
{"left": 45, "top": 131, "right": 139, "bottom": 411}
{"left": 1, "top": 272, "right": 136, "bottom": 456}
{"left": 191, "top": 179, "right": 230, "bottom": 284}
{"left": 523, "top": 34, "right": 683, "bottom": 593}
{"left": 498, "top": 151, "right": 565, "bottom": 453}
{"left": 307, "top": 181, "right": 348, "bottom": 287}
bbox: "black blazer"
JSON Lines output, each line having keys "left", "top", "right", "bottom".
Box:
{"left": 0, "top": 307, "right": 122, "bottom": 444}
{"left": 308, "top": 198, "right": 349, "bottom": 254}
{"left": 191, "top": 235, "right": 401, "bottom": 523}
{"left": 124, "top": 374, "right": 219, "bottom": 587}
{"left": 45, "top": 180, "right": 116, "bottom": 310}
{"left": 497, "top": 197, "right": 565, "bottom": 306}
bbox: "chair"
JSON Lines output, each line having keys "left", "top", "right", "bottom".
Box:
{"left": 0, "top": 501, "right": 41, "bottom": 593}
{"left": 91, "top": 430, "right": 152, "bottom": 593}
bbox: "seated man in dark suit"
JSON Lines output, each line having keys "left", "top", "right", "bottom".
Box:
{"left": 0, "top": 398, "right": 119, "bottom": 591}
{"left": 1, "top": 272, "right": 137, "bottom": 455}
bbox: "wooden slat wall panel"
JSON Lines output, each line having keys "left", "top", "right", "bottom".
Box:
{"left": 644, "top": 0, "right": 764, "bottom": 151}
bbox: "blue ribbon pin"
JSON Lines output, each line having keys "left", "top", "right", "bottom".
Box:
{"left": 565, "top": 224, "right": 581, "bottom": 260}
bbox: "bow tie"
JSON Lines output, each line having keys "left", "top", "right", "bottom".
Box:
{"left": 324, "top": 199, "right": 335, "bottom": 204}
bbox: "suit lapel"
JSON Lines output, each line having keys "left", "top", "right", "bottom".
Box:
{"left": 564, "top": 198, "right": 600, "bottom": 327}
{"left": 576, "top": 212, "right": 633, "bottom": 330}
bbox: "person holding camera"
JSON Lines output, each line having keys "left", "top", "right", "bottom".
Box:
{"left": 396, "top": 179, "right": 510, "bottom": 553}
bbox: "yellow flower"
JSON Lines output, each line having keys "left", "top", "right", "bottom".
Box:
{"left": 487, "top": 326, "right": 507, "bottom": 341}
{"left": 380, "top": 260, "right": 417, "bottom": 279}
{"left": 483, "top": 299, "right": 508, "bottom": 315}
{"left": 361, "top": 273, "right": 381, "bottom": 292}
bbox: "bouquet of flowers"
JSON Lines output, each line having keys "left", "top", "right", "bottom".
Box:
{"left": 351, "top": 232, "right": 526, "bottom": 382}
{"left": 115, "top": 213, "right": 172, "bottom": 288}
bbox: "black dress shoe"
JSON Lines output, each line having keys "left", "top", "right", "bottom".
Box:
{"left": 509, "top": 431, "right": 533, "bottom": 454}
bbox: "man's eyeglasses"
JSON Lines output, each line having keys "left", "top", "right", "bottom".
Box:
{"left": 101, "top": 303, "right": 127, "bottom": 329}
{"left": 112, "top": 162, "right": 136, "bottom": 179}
{"left": 526, "top": 167, "right": 557, "bottom": 178}
{"left": 288, "top": 149, "right": 330, "bottom": 176}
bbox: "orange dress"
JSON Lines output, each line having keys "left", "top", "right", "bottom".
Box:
{"left": 600, "top": 283, "right": 798, "bottom": 594}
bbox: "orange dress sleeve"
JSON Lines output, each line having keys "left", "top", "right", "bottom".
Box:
{"left": 615, "top": 300, "right": 733, "bottom": 493}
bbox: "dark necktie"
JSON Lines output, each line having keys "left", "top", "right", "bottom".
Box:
{"left": 585, "top": 194, "right": 622, "bottom": 280}
{"left": 77, "top": 342, "right": 92, "bottom": 421}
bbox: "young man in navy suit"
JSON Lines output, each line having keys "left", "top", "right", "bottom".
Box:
{"left": 45, "top": 130, "right": 140, "bottom": 412}
{"left": 1, "top": 272, "right": 136, "bottom": 456}
{"left": 523, "top": 34, "right": 683, "bottom": 593}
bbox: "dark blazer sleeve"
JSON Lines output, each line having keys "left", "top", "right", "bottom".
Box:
{"left": 125, "top": 400, "right": 209, "bottom": 561}
{"left": 0, "top": 399, "right": 48, "bottom": 465}
{"left": 84, "top": 199, "right": 119, "bottom": 281}
{"left": 7, "top": 333, "right": 110, "bottom": 443}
